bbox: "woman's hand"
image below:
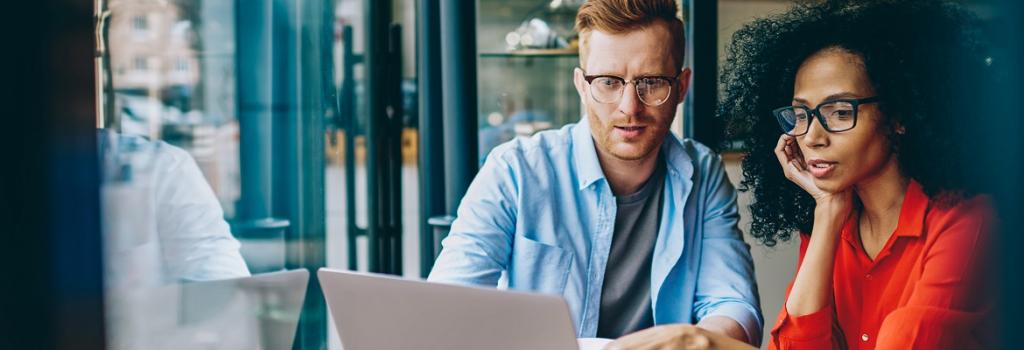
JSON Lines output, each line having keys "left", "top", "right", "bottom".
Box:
{"left": 773, "top": 135, "right": 852, "bottom": 221}
{"left": 605, "top": 325, "right": 757, "bottom": 350}
{"left": 774, "top": 136, "right": 851, "bottom": 318}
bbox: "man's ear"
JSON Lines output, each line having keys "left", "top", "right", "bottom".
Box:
{"left": 573, "top": 67, "right": 588, "bottom": 104}
{"left": 675, "top": 68, "right": 692, "bottom": 106}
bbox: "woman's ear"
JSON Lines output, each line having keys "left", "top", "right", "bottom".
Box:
{"left": 889, "top": 123, "right": 906, "bottom": 154}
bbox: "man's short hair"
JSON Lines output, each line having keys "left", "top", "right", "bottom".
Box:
{"left": 575, "top": 0, "right": 686, "bottom": 71}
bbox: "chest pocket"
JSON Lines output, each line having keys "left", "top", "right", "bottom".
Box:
{"left": 509, "top": 235, "right": 574, "bottom": 295}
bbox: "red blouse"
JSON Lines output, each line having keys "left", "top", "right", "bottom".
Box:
{"left": 769, "top": 181, "right": 995, "bottom": 349}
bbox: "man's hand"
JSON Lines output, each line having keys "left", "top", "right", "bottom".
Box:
{"left": 695, "top": 315, "right": 748, "bottom": 344}
{"left": 606, "top": 324, "right": 757, "bottom": 350}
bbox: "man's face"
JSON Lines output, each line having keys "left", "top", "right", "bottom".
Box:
{"left": 574, "top": 20, "right": 691, "bottom": 162}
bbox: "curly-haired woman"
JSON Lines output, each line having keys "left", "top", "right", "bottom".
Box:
{"left": 607, "top": 1, "right": 998, "bottom": 349}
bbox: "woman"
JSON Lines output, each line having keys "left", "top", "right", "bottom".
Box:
{"left": 608, "top": 0, "right": 998, "bottom": 349}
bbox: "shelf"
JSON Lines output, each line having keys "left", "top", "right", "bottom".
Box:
{"left": 480, "top": 48, "right": 578, "bottom": 58}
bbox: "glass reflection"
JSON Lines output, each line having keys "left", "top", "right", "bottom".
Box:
{"left": 99, "top": 0, "right": 301, "bottom": 348}
{"left": 99, "top": 129, "right": 250, "bottom": 288}
{"left": 99, "top": 128, "right": 262, "bottom": 348}
{"left": 104, "top": 269, "right": 308, "bottom": 350}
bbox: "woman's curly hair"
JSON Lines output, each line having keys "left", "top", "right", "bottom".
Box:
{"left": 719, "top": 0, "right": 997, "bottom": 246}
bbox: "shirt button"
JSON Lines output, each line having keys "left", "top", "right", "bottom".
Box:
{"left": 862, "top": 333, "right": 870, "bottom": 342}
{"left": 865, "top": 274, "right": 872, "bottom": 279}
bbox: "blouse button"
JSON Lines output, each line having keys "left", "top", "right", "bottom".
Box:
{"left": 862, "top": 333, "right": 870, "bottom": 342}
{"left": 865, "top": 273, "right": 872, "bottom": 279}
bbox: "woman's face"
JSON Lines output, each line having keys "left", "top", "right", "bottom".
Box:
{"left": 791, "top": 48, "right": 898, "bottom": 193}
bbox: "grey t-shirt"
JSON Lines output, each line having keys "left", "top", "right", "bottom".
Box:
{"left": 596, "top": 159, "right": 666, "bottom": 339}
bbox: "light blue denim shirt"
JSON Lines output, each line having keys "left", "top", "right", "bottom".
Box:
{"left": 100, "top": 131, "right": 251, "bottom": 289}
{"left": 428, "top": 117, "right": 762, "bottom": 344}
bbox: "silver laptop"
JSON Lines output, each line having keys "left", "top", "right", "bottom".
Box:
{"left": 318, "top": 268, "right": 581, "bottom": 350}
{"left": 106, "top": 269, "right": 309, "bottom": 350}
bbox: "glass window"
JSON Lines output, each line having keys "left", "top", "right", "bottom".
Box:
{"left": 100, "top": 0, "right": 333, "bottom": 348}
{"left": 476, "top": 0, "right": 583, "bottom": 162}
{"left": 132, "top": 56, "right": 147, "bottom": 71}
{"left": 174, "top": 57, "right": 189, "bottom": 72}
{"left": 131, "top": 15, "right": 148, "bottom": 31}
{"left": 323, "top": 0, "right": 420, "bottom": 347}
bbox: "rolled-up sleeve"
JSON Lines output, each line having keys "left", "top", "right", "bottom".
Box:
{"left": 427, "top": 150, "right": 518, "bottom": 287}
{"left": 769, "top": 298, "right": 837, "bottom": 349}
{"left": 692, "top": 154, "right": 763, "bottom": 345}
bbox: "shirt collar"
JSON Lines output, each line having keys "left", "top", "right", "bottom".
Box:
{"left": 571, "top": 116, "right": 693, "bottom": 191}
{"left": 892, "top": 179, "right": 929, "bottom": 238}
{"left": 840, "top": 179, "right": 929, "bottom": 246}
{"left": 572, "top": 116, "right": 606, "bottom": 190}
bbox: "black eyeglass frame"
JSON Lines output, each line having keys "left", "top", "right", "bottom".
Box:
{"left": 772, "top": 96, "right": 881, "bottom": 136}
{"left": 581, "top": 70, "right": 679, "bottom": 106}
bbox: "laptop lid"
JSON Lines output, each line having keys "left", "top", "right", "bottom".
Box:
{"left": 318, "top": 268, "right": 579, "bottom": 350}
{"left": 106, "top": 269, "right": 309, "bottom": 350}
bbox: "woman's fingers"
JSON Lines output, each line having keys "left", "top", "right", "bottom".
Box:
{"left": 775, "top": 135, "right": 805, "bottom": 176}
{"left": 783, "top": 137, "right": 806, "bottom": 171}
{"left": 774, "top": 135, "right": 845, "bottom": 201}
{"left": 776, "top": 135, "right": 824, "bottom": 193}
{"left": 788, "top": 137, "right": 807, "bottom": 170}
{"left": 774, "top": 135, "right": 791, "bottom": 169}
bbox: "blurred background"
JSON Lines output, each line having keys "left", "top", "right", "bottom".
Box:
{"left": 3, "top": 0, "right": 1021, "bottom": 349}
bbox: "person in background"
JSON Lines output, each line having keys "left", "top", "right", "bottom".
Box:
{"left": 99, "top": 129, "right": 250, "bottom": 289}
{"left": 429, "top": 0, "right": 761, "bottom": 345}
{"left": 608, "top": 0, "right": 998, "bottom": 349}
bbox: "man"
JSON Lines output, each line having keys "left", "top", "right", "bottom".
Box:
{"left": 428, "top": 0, "right": 761, "bottom": 345}
{"left": 100, "top": 129, "right": 251, "bottom": 289}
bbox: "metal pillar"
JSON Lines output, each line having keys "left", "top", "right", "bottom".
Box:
{"left": 683, "top": 0, "right": 719, "bottom": 147}
{"left": 235, "top": 0, "right": 290, "bottom": 273}
{"left": 364, "top": 0, "right": 404, "bottom": 275}
{"left": 417, "top": 0, "right": 446, "bottom": 277}
{"left": 427, "top": 0, "right": 479, "bottom": 258}
{"left": 439, "top": 0, "right": 479, "bottom": 214}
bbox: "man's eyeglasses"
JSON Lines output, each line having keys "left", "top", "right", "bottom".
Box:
{"left": 581, "top": 70, "right": 678, "bottom": 106}
{"left": 773, "top": 97, "right": 880, "bottom": 136}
